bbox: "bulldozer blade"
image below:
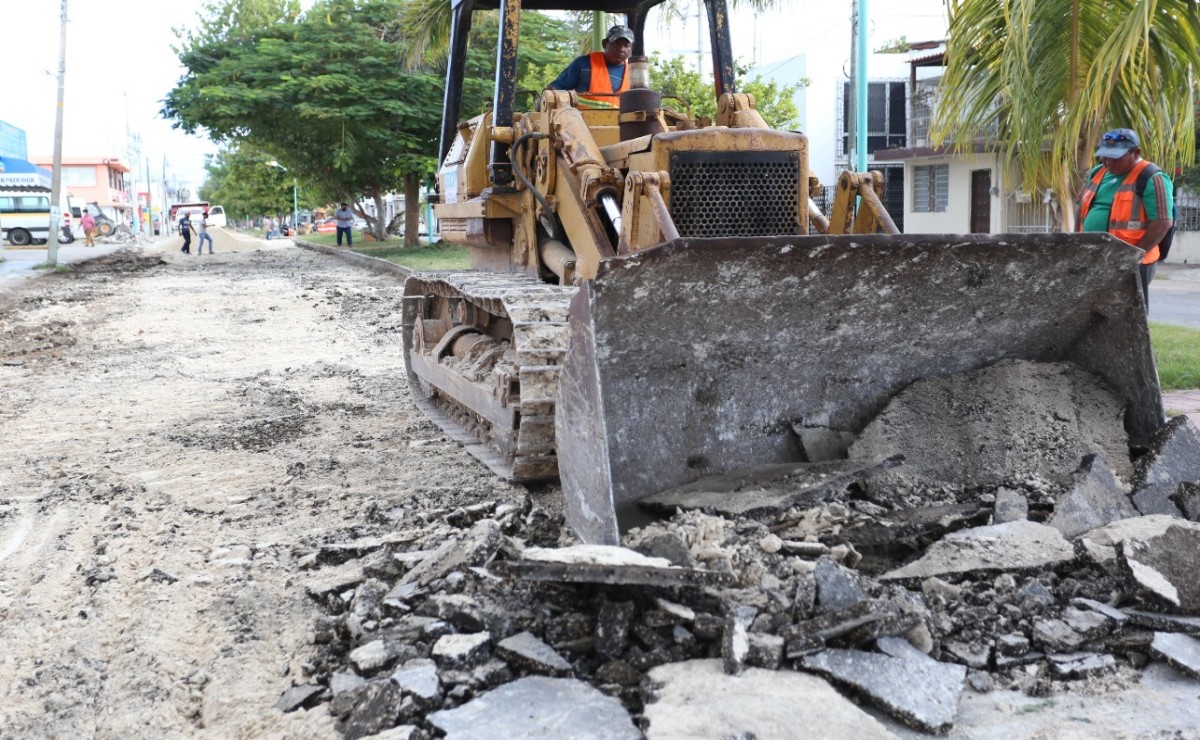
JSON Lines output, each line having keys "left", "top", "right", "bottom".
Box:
{"left": 555, "top": 233, "right": 1162, "bottom": 545}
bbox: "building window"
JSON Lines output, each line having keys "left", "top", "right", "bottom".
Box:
{"left": 62, "top": 166, "right": 96, "bottom": 187}
{"left": 841, "top": 81, "right": 907, "bottom": 156}
{"left": 913, "top": 164, "right": 949, "bottom": 212}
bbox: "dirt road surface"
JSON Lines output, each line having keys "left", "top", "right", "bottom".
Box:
{"left": 0, "top": 231, "right": 530, "bottom": 736}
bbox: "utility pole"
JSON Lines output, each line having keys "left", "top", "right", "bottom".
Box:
{"left": 47, "top": 0, "right": 68, "bottom": 266}
{"left": 852, "top": 0, "right": 869, "bottom": 173}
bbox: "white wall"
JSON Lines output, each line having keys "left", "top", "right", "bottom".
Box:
{"left": 903, "top": 153, "right": 1001, "bottom": 234}
{"left": 1165, "top": 231, "right": 1200, "bottom": 264}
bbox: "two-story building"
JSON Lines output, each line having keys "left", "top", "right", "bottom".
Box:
{"left": 30, "top": 155, "right": 133, "bottom": 226}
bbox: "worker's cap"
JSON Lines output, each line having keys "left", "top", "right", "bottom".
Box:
{"left": 604, "top": 24, "right": 635, "bottom": 44}
{"left": 1096, "top": 128, "right": 1140, "bottom": 158}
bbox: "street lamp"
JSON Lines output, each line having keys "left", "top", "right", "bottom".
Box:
{"left": 266, "top": 161, "right": 298, "bottom": 234}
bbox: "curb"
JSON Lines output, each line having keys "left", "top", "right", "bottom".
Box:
{"left": 295, "top": 239, "right": 413, "bottom": 278}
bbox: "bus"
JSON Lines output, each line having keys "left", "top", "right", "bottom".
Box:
{"left": 0, "top": 190, "right": 71, "bottom": 245}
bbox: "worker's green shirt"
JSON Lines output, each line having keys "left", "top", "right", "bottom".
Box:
{"left": 1081, "top": 164, "right": 1174, "bottom": 232}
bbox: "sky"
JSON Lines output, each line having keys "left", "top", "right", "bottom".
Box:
{"left": 0, "top": 0, "right": 947, "bottom": 192}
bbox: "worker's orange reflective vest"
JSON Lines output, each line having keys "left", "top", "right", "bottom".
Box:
{"left": 1078, "top": 159, "right": 1160, "bottom": 264}
{"left": 578, "top": 52, "right": 629, "bottom": 108}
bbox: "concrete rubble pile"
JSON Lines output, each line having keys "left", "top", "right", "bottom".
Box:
{"left": 278, "top": 361, "right": 1200, "bottom": 739}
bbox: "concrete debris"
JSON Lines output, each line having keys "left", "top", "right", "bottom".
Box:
{"left": 400, "top": 519, "right": 504, "bottom": 587}
{"left": 1046, "top": 652, "right": 1116, "bottom": 679}
{"left": 1150, "top": 632, "right": 1200, "bottom": 678}
{"left": 1174, "top": 482, "right": 1200, "bottom": 522}
{"left": 431, "top": 632, "right": 491, "bottom": 669}
{"left": 426, "top": 676, "right": 640, "bottom": 740}
{"left": 1124, "top": 610, "right": 1200, "bottom": 635}
{"left": 495, "top": 631, "right": 573, "bottom": 676}
{"left": 273, "top": 683, "right": 324, "bottom": 713}
{"left": 1132, "top": 416, "right": 1200, "bottom": 516}
{"left": 800, "top": 637, "right": 967, "bottom": 733}
{"left": 993, "top": 487, "right": 1029, "bottom": 524}
{"left": 388, "top": 659, "right": 440, "bottom": 706}
{"left": 1047, "top": 455, "right": 1138, "bottom": 539}
{"left": 1116, "top": 525, "right": 1200, "bottom": 614}
{"left": 881, "top": 520, "right": 1075, "bottom": 582}
{"left": 642, "top": 659, "right": 895, "bottom": 739}
{"left": 1075, "top": 515, "right": 1196, "bottom": 567}
{"left": 849, "top": 360, "right": 1132, "bottom": 492}
{"left": 492, "top": 544, "right": 734, "bottom": 587}
{"left": 637, "top": 457, "right": 901, "bottom": 519}
{"left": 292, "top": 361, "right": 1200, "bottom": 738}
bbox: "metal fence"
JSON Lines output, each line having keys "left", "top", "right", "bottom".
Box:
{"left": 1176, "top": 192, "right": 1200, "bottom": 231}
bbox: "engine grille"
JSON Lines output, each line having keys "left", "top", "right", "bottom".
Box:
{"left": 668, "top": 150, "right": 802, "bottom": 237}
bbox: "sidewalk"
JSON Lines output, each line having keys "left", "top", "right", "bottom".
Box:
{"left": 0, "top": 238, "right": 162, "bottom": 286}
{"left": 1162, "top": 389, "right": 1200, "bottom": 425}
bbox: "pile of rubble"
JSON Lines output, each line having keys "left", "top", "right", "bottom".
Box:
{"left": 278, "top": 361, "right": 1200, "bottom": 738}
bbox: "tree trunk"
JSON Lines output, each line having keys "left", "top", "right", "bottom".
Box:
{"left": 404, "top": 173, "right": 421, "bottom": 248}
{"left": 369, "top": 190, "right": 388, "bottom": 241}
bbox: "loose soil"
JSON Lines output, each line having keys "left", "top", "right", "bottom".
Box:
{"left": 0, "top": 234, "right": 534, "bottom": 737}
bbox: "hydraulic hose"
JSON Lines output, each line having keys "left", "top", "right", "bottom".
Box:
{"left": 510, "top": 131, "right": 560, "bottom": 240}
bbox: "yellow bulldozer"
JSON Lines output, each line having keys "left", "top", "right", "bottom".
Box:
{"left": 403, "top": 0, "right": 1162, "bottom": 544}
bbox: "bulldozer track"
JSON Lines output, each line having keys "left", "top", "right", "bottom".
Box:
{"left": 402, "top": 272, "right": 577, "bottom": 482}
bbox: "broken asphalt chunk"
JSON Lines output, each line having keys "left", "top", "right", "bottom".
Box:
{"left": 1047, "top": 454, "right": 1138, "bottom": 539}
{"left": 427, "top": 676, "right": 640, "bottom": 740}
{"left": 642, "top": 659, "right": 895, "bottom": 739}
{"left": 389, "top": 659, "right": 441, "bottom": 707}
{"left": 881, "top": 520, "right": 1075, "bottom": 583}
{"left": 400, "top": 519, "right": 504, "bottom": 587}
{"left": 800, "top": 636, "right": 967, "bottom": 734}
{"left": 491, "top": 544, "right": 734, "bottom": 587}
{"left": 1132, "top": 416, "right": 1200, "bottom": 516}
{"left": 1046, "top": 652, "right": 1117, "bottom": 679}
{"left": 1125, "top": 609, "right": 1200, "bottom": 635}
{"left": 637, "top": 457, "right": 902, "bottom": 519}
{"left": 496, "top": 631, "right": 573, "bottom": 676}
{"left": 1150, "top": 632, "right": 1200, "bottom": 678}
{"left": 431, "top": 632, "right": 491, "bottom": 669}
{"left": 1116, "top": 524, "right": 1200, "bottom": 614}
{"left": 273, "top": 684, "right": 323, "bottom": 713}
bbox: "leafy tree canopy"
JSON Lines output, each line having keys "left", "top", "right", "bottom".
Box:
{"left": 199, "top": 144, "right": 327, "bottom": 222}
{"left": 164, "top": 0, "right": 444, "bottom": 239}
{"left": 874, "top": 36, "right": 910, "bottom": 53}
{"left": 934, "top": 0, "right": 1200, "bottom": 225}
{"left": 651, "top": 54, "right": 804, "bottom": 129}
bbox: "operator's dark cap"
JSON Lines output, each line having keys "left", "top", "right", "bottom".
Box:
{"left": 1096, "top": 128, "right": 1140, "bottom": 158}
{"left": 605, "top": 24, "right": 634, "bottom": 44}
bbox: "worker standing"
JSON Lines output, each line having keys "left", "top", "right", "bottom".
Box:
{"left": 1077, "top": 128, "right": 1174, "bottom": 311}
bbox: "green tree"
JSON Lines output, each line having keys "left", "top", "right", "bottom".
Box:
{"left": 199, "top": 144, "right": 324, "bottom": 223}
{"left": 652, "top": 54, "right": 803, "bottom": 129}
{"left": 164, "top": 0, "right": 444, "bottom": 244}
{"left": 934, "top": 0, "right": 1200, "bottom": 228}
{"left": 874, "top": 36, "right": 910, "bottom": 53}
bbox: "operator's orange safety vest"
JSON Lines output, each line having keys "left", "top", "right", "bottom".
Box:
{"left": 578, "top": 52, "right": 629, "bottom": 108}
{"left": 1078, "top": 159, "right": 1160, "bottom": 264}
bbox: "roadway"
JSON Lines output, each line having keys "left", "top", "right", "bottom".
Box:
{"left": 1149, "top": 263, "right": 1200, "bottom": 329}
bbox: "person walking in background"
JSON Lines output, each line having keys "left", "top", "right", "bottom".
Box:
{"left": 1077, "top": 128, "right": 1174, "bottom": 311}
{"left": 197, "top": 211, "right": 214, "bottom": 255}
{"left": 334, "top": 202, "right": 354, "bottom": 247}
{"left": 80, "top": 211, "right": 96, "bottom": 247}
{"left": 179, "top": 211, "right": 194, "bottom": 254}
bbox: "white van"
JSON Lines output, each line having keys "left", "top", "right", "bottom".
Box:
{"left": 207, "top": 205, "right": 227, "bottom": 228}
{"left": 0, "top": 190, "right": 67, "bottom": 246}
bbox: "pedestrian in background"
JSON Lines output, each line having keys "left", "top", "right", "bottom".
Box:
{"left": 179, "top": 212, "right": 194, "bottom": 254}
{"left": 80, "top": 211, "right": 96, "bottom": 247}
{"left": 335, "top": 202, "right": 354, "bottom": 247}
{"left": 197, "top": 211, "right": 214, "bottom": 255}
{"left": 1077, "top": 128, "right": 1174, "bottom": 311}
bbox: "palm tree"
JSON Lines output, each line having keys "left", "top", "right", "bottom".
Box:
{"left": 932, "top": 0, "right": 1200, "bottom": 229}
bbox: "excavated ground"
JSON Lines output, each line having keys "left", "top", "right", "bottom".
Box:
{"left": 1, "top": 238, "right": 1197, "bottom": 739}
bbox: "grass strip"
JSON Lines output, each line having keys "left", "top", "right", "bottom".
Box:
{"left": 1150, "top": 321, "right": 1200, "bottom": 391}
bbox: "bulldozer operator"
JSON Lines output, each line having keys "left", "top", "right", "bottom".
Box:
{"left": 547, "top": 24, "right": 634, "bottom": 108}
